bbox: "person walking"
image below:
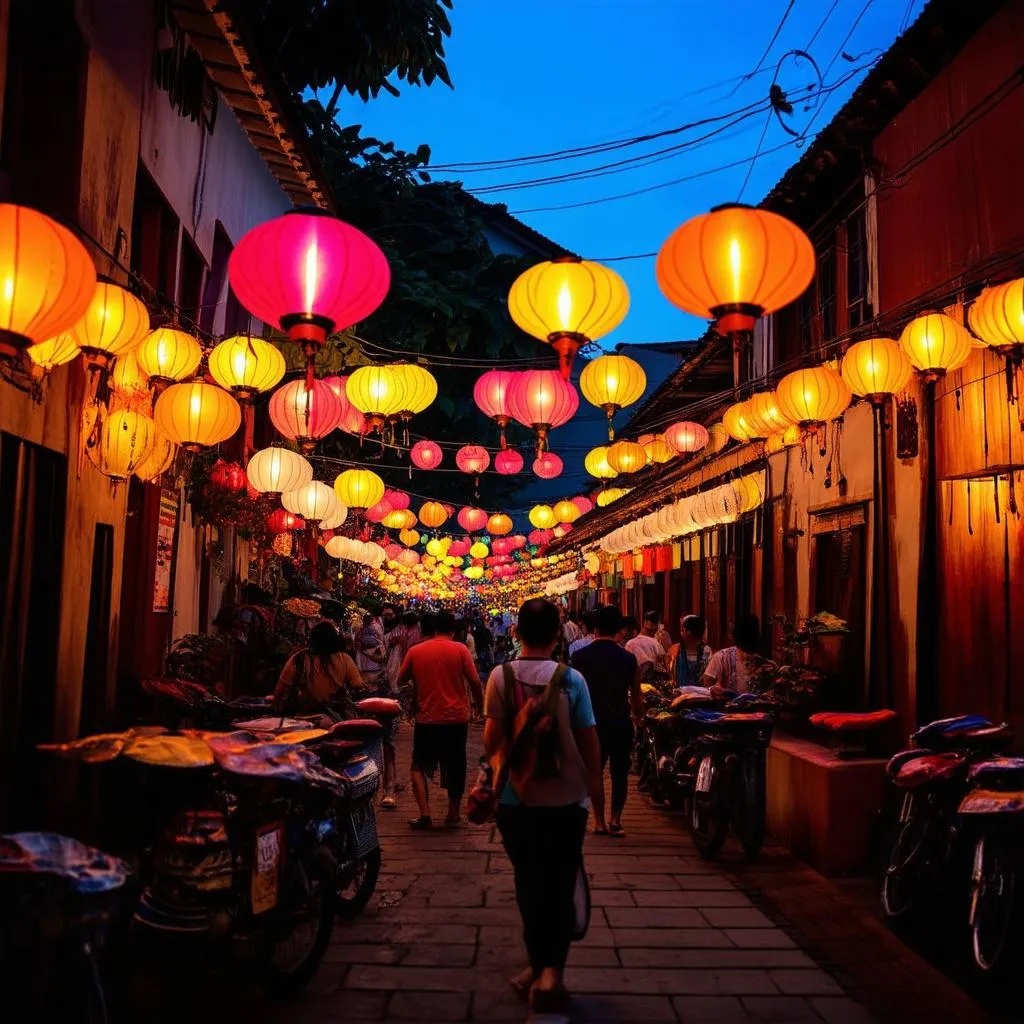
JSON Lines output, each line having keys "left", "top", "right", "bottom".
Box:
{"left": 397, "top": 609, "right": 483, "bottom": 829}
{"left": 483, "top": 598, "right": 603, "bottom": 1019}
{"left": 625, "top": 610, "right": 669, "bottom": 678}
{"left": 272, "top": 622, "right": 363, "bottom": 713}
{"left": 567, "top": 609, "right": 597, "bottom": 658}
{"left": 572, "top": 604, "right": 642, "bottom": 837}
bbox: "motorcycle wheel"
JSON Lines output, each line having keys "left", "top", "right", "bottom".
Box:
{"left": 732, "top": 749, "right": 767, "bottom": 859}
{"left": 689, "top": 754, "right": 729, "bottom": 860}
{"left": 971, "top": 835, "right": 1016, "bottom": 972}
{"left": 334, "top": 847, "right": 382, "bottom": 919}
{"left": 881, "top": 794, "right": 927, "bottom": 919}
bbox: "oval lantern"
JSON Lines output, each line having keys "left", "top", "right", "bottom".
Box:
{"left": 456, "top": 444, "right": 490, "bottom": 476}
{"left": 269, "top": 378, "right": 344, "bottom": 452}
{"left": 324, "top": 375, "right": 365, "bottom": 434}
{"left": 508, "top": 258, "right": 629, "bottom": 378}
{"left": 134, "top": 327, "right": 202, "bottom": 386}
{"left": 210, "top": 459, "right": 246, "bottom": 492}
{"left": 346, "top": 364, "right": 405, "bottom": 425}
{"left": 458, "top": 506, "right": 489, "bottom": 533}
{"left": 657, "top": 204, "right": 815, "bottom": 333}
{"left": 554, "top": 499, "right": 580, "bottom": 524}
{"left": 488, "top": 512, "right": 513, "bottom": 536}
{"left": 410, "top": 439, "right": 443, "bottom": 470}
{"left": 319, "top": 501, "right": 348, "bottom": 530}
{"left": 495, "top": 448, "right": 524, "bottom": 475}
{"left": 419, "top": 500, "right": 449, "bottom": 529}
{"left": 638, "top": 433, "right": 673, "bottom": 464}
{"left": 282, "top": 480, "right": 340, "bottom": 524}
{"left": 267, "top": 508, "right": 304, "bottom": 534}
{"left": 28, "top": 332, "right": 81, "bottom": 373}
{"left": 775, "top": 366, "right": 852, "bottom": 428}
{"left": 134, "top": 429, "right": 177, "bottom": 483}
{"left": 209, "top": 335, "right": 286, "bottom": 399}
{"left": 706, "top": 422, "right": 729, "bottom": 453}
{"left": 969, "top": 280, "right": 1024, "bottom": 351}
{"left": 507, "top": 369, "right": 579, "bottom": 450}
{"left": 365, "top": 495, "right": 394, "bottom": 524}
{"left": 109, "top": 349, "right": 150, "bottom": 404}
{"left": 733, "top": 472, "right": 766, "bottom": 514}
{"left": 464, "top": 565, "right": 484, "bottom": 581}
{"left": 899, "top": 312, "right": 973, "bottom": 378}
{"left": 580, "top": 353, "right": 646, "bottom": 438}
{"left": 69, "top": 281, "right": 150, "bottom": 366}
{"left": 397, "top": 549, "right": 420, "bottom": 568}
{"left": 529, "top": 504, "right": 556, "bottom": 529}
{"left": 664, "top": 421, "right": 709, "bottom": 454}
{"left": 597, "top": 487, "right": 630, "bottom": 507}
{"left": 390, "top": 362, "right": 437, "bottom": 419}
{"left": 334, "top": 468, "right": 385, "bottom": 511}
{"left": 399, "top": 528, "right": 420, "bottom": 547}
{"left": 743, "top": 391, "right": 793, "bottom": 438}
{"left": 474, "top": 369, "right": 518, "bottom": 445}
{"left": 572, "top": 495, "right": 594, "bottom": 515}
{"left": 585, "top": 445, "right": 618, "bottom": 480}
{"left": 469, "top": 540, "right": 490, "bottom": 560}
{"left": 88, "top": 408, "right": 156, "bottom": 481}
{"left": 154, "top": 381, "right": 241, "bottom": 451}
{"left": 841, "top": 337, "right": 912, "bottom": 402}
{"left": 0, "top": 204, "right": 98, "bottom": 357}
{"left": 247, "top": 447, "right": 313, "bottom": 494}
{"left": 383, "top": 508, "right": 417, "bottom": 530}
{"left": 385, "top": 489, "right": 410, "bottom": 511}
{"left": 722, "top": 400, "right": 754, "bottom": 442}
{"left": 532, "top": 451, "right": 563, "bottom": 479}
{"left": 606, "top": 439, "right": 646, "bottom": 475}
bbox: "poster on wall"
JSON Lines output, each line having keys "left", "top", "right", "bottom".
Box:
{"left": 153, "top": 489, "right": 178, "bottom": 613}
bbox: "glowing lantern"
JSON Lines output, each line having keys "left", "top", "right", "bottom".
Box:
{"left": 585, "top": 445, "right": 618, "bottom": 480}
{"left": 533, "top": 451, "right": 563, "bottom": 479}
{"left": 211, "top": 459, "right": 246, "bottom": 492}
{"left": 458, "top": 506, "right": 489, "bottom": 533}
{"left": 606, "top": 439, "right": 646, "bottom": 475}
{"left": 488, "top": 512, "right": 513, "bottom": 535}
{"left": 664, "top": 421, "right": 709, "bottom": 455}
{"left": 87, "top": 408, "right": 156, "bottom": 481}
{"left": 134, "top": 429, "right": 177, "bottom": 483}
{"left": 733, "top": 472, "right": 766, "bottom": 513}
{"left": 425, "top": 538, "right": 446, "bottom": 558}
{"left": 410, "top": 439, "right": 443, "bottom": 470}
{"left": 743, "top": 391, "right": 793, "bottom": 438}
{"left": 529, "top": 504, "right": 555, "bottom": 529}
{"left": 334, "top": 468, "right": 385, "bottom": 511}
{"left": 69, "top": 281, "right": 150, "bottom": 366}
{"left": 269, "top": 378, "right": 343, "bottom": 452}
{"left": 282, "top": 480, "right": 340, "bottom": 525}
{"left": 638, "top": 433, "right": 673, "bottom": 464}
{"left": 464, "top": 565, "right": 484, "bottom": 581}
{"left": 474, "top": 369, "right": 518, "bottom": 446}
{"left": 154, "top": 381, "right": 241, "bottom": 451}
{"left": 775, "top": 366, "right": 852, "bottom": 428}
{"left": 208, "top": 335, "right": 286, "bottom": 399}
{"left": 572, "top": 495, "right": 594, "bottom": 516}
{"left": 841, "top": 337, "right": 912, "bottom": 402}
{"left": 470, "top": 541, "right": 490, "bottom": 559}
{"left": 706, "top": 422, "right": 729, "bottom": 453}
{"left": 969, "top": 280, "right": 1024, "bottom": 352}
{"left": 135, "top": 327, "right": 202, "bottom": 386}
{"left": 419, "top": 501, "right": 449, "bottom": 529}
{"left": 397, "top": 549, "right": 420, "bottom": 568}
{"left": 508, "top": 258, "right": 629, "bottom": 378}
{"left": 495, "top": 448, "right": 524, "bottom": 475}
{"left": 385, "top": 489, "right": 410, "bottom": 511}
{"left": 722, "top": 400, "right": 753, "bottom": 442}
{"left": 384, "top": 508, "right": 417, "bottom": 530}
{"left": 449, "top": 538, "right": 471, "bottom": 557}
{"left": 324, "top": 375, "right": 365, "bottom": 434}
{"left": 365, "top": 495, "right": 394, "bottom": 523}
{"left": 399, "top": 528, "right": 420, "bottom": 547}
{"left": 507, "top": 369, "right": 579, "bottom": 451}
{"left": 109, "top": 350, "right": 149, "bottom": 403}
{"left": 899, "top": 312, "right": 972, "bottom": 378}
{"left": 319, "top": 501, "right": 348, "bottom": 530}
{"left": 554, "top": 500, "right": 580, "bottom": 524}
{"left": 553, "top": 524, "right": 572, "bottom": 539}
{"left": 247, "top": 447, "right": 313, "bottom": 494}
{"left": 28, "top": 332, "right": 80, "bottom": 373}
{"left": 346, "top": 364, "right": 404, "bottom": 429}
{"left": 657, "top": 204, "right": 815, "bottom": 333}
{"left": 267, "top": 508, "right": 304, "bottom": 534}
{"left": 456, "top": 444, "right": 491, "bottom": 476}
{"left": 580, "top": 354, "right": 646, "bottom": 438}
{"left": 390, "top": 362, "right": 437, "bottom": 420}
{"left": 765, "top": 424, "right": 803, "bottom": 454}
{"left": 597, "top": 487, "right": 630, "bottom": 507}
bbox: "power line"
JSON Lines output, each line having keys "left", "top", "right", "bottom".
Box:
{"left": 736, "top": 112, "right": 773, "bottom": 202}
{"left": 805, "top": 0, "right": 842, "bottom": 51}
{"left": 724, "top": 0, "right": 797, "bottom": 99}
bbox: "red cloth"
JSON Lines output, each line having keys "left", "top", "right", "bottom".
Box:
{"left": 399, "top": 637, "right": 478, "bottom": 724}
{"left": 809, "top": 710, "right": 897, "bottom": 731}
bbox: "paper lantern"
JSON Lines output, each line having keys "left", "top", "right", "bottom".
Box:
{"left": 154, "top": 381, "right": 241, "bottom": 451}
{"left": 267, "top": 508, "right": 304, "bottom": 534}
{"left": 705, "top": 422, "right": 728, "bottom": 454}
{"left": 134, "top": 327, "right": 202, "bottom": 385}
{"left": 969, "top": 280, "right": 1024, "bottom": 351}
{"left": 532, "top": 451, "right": 563, "bottom": 479}
{"left": 456, "top": 444, "right": 490, "bottom": 475}
{"left": 638, "top": 433, "right": 673, "bottom": 464}
{"left": 88, "top": 408, "right": 156, "bottom": 481}
{"left": 0, "top": 204, "right": 97, "bottom": 357}
{"left": 69, "top": 281, "right": 150, "bottom": 366}
{"left": 458, "top": 506, "right": 489, "bottom": 532}
{"left": 397, "top": 549, "right": 420, "bottom": 568}
{"left": 585, "top": 445, "right": 618, "bottom": 480}
{"left": 554, "top": 499, "right": 580, "bottom": 524}
{"left": 840, "top": 337, "right": 912, "bottom": 401}
{"left": 282, "top": 480, "right": 340, "bottom": 524}
{"left": 899, "top": 312, "right": 973, "bottom": 377}
{"left": 399, "top": 528, "right": 420, "bottom": 547}
{"left": 28, "top": 332, "right": 80, "bottom": 372}
{"left": 269, "top": 378, "right": 344, "bottom": 452}
{"left": 733, "top": 472, "right": 766, "bottom": 514}
{"left": 508, "top": 258, "right": 629, "bottom": 378}
{"left": 743, "top": 391, "right": 793, "bottom": 438}
{"left": 495, "top": 448, "right": 524, "bottom": 475}
{"left": 507, "top": 369, "right": 579, "bottom": 450}
{"left": 324, "top": 375, "right": 365, "bottom": 434}
{"left": 410, "top": 439, "right": 443, "bottom": 469}
{"left": 606, "top": 439, "right": 646, "bottom": 475}
{"left": 597, "top": 487, "right": 630, "bottom": 507}
{"left": 464, "top": 565, "right": 484, "bottom": 580}
{"left": 775, "top": 366, "right": 852, "bottom": 427}
{"left": 134, "top": 429, "right": 177, "bottom": 483}
{"left": 664, "top": 420, "right": 709, "bottom": 455}
{"left": 346, "top": 364, "right": 404, "bottom": 423}
{"left": 419, "top": 500, "right": 449, "bottom": 529}
{"left": 385, "top": 489, "right": 410, "bottom": 511}
{"left": 529, "top": 504, "right": 555, "bottom": 529}
{"left": 580, "top": 354, "right": 646, "bottom": 438}
{"left": 657, "top": 204, "right": 814, "bottom": 333}
{"left": 210, "top": 459, "right": 246, "bottom": 492}
{"left": 473, "top": 369, "right": 518, "bottom": 444}
{"left": 109, "top": 349, "right": 149, "bottom": 402}
{"left": 390, "top": 362, "right": 437, "bottom": 418}
{"left": 722, "top": 400, "right": 753, "bottom": 442}
{"left": 365, "top": 495, "right": 394, "bottom": 523}
{"left": 247, "top": 447, "right": 313, "bottom": 494}
{"left": 208, "top": 335, "right": 286, "bottom": 398}
{"left": 334, "top": 468, "right": 385, "bottom": 510}
{"left": 571, "top": 495, "right": 593, "bottom": 517}
{"left": 319, "top": 501, "right": 348, "bottom": 530}
{"left": 426, "top": 537, "right": 448, "bottom": 558}
{"left": 488, "top": 512, "right": 513, "bottom": 535}
{"left": 470, "top": 541, "right": 490, "bottom": 559}
{"left": 384, "top": 508, "right": 417, "bottom": 530}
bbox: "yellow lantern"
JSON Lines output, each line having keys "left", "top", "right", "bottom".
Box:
{"left": 638, "top": 433, "right": 673, "bottom": 464}
{"left": 553, "top": 499, "right": 580, "bottom": 524}
{"left": 841, "top": 337, "right": 912, "bottom": 402}
{"left": 69, "top": 281, "right": 150, "bottom": 366}
{"left": 399, "top": 527, "right": 420, "bottom": 547}
{"left": 579, "top": 354, "right": 646, "bottom": 438}
{"left": 774, "top": 366, "right": 851, "bottom": 428}
{"left": 743, "top": 391, "right": 793, "bottom": 438}
{"left": 390, "top": 362, "right": 437, "bottom": 417}
{"left": 899, "top": 312, "right": 972, "bottom": 378}
{"left": 733, "top": 472, "right": 766, "bottom": 513}
{"left": 334, "top": 468, "right": 385, "bottom": 510}
{"left": 134, "top": 428, "right": 177, "bottom": 482}
{"left": 88, "top": 408, "right": 156, "bottom": 481}
{"left": 529, "top": 504, "right": 555, "bottom": 529}
{"left": 425, "top": 537, "right": 445, "bottom": 558}
{"left": 28, "top": 332, "right": 80, "bottom": 373}
{"left": 970, "top": 280, "right": 1024, "bottom": 352}
{"left": 247, "top": 447, "right": 313, "bottom": 494}
{"left": 419, "top": 500, "right": 449, "bottom": 529}
{"left": 422, "top": 554, "right": 438, "bottom": 570}
{"left": 507, "top": 258, "right": 630, "bottom": 379}
{"left": 464, "top": 565, "right": 484, "bottom": 581}
{"left": 470, "top": 541, "right": 490, "bottom": 559}
{"left": 585, "top": 444, "right": 618, "bottom": 480}
{"left": 208, "top": 335, "right": 286, "bottom": 398}
{"left": 722, "top": 400, "right": 754, "bottom": 442}
{"left": 383, "top": 508, "right": 417, "bottom": 530}
{"left": 110, "top": 349, "right": 150, "bottom": 403}
{"left": 706, "top": 422, "right": 728, "bottom": 453}
{"left": 153, "top": 381, "right": 241, "bottom": 451}
{"left": 597, "top": 487, "right": 630, "bottom": 507}
{"left": 606, "top": 439, "right": 646, "bottom": 475}
{"left": 346, "top": 364, "right": 405, "bottom": 422}
{"left": 487, "top": 512, "right": 513, "bottom": 535}
{"left": 134, "top": 327, "right": 202, "bottom": 385}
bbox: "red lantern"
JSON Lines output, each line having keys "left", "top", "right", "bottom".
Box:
{"left": 456, "top": 444, "right": 490, "bottom": 475}
{"left": 572, "top": 494, "right": 594, "bottom": 515}
{"left": 384, "top": 488, "right": 410, "bottom": 510}
{"left": 507, "top": 370, "right": 579, "bottom": 451}
{"left": 410, "top": 439, "right": 443, "bottom": 469}
{"left": 664, "top": 420, "right": 709, "bottom": 455}
{"left": 325, "top": 375, "right": 366, "bottom": 435}
{"left": 532, "top": 451, "right": 563, "bottom": 479}
{"left": 269, "top": 378, "right": 344, "bottom": 452}
{"left": 448, "top": 538, "right": 471, "bottom": 557}
{"left": 365, "top": 495, "right": 395, "bottom": 523}
{"left": 458, "top": 506, "right": 489, "bottom": 532}
{"left": 495, "top": 448, "right": 524, "bottom": 475}
{"left": 210, "top": 459, "right": 246, "bottom": 492}
{"left": 528, "top": 528, "right": 553, "bottom": 546}
{"left": 492, "top": 537, "right": 513, "bottom": 555}
{"left": 267, "top": 508, "right": 305, "bottom": 533}
{"left": 384, "top": 542, "right": 403, "bottom": 560}
{"left": 474, "top": 370, "right": 518, "bottom": 447}
{"left": 511, "top": 534, "right": 528, "bottom": 549}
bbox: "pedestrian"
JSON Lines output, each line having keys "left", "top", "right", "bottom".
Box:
{"left": 567, "top": 609, "right": 597, "bottom": 657}
{"left": 397, "top": 609, "right": 484, "bottom": 829}
{"left": 483, "top": 598, "right": 603, "bottom": 1019}
{"left": 625, "top": 611, "right": 668, "bottom": 678}
{"left": 473, "top": 617, "right": 494, "bottom": 672}
{"left": 561, "top": 609, "right": 581, "bottom": 647}
{"left": 704, "top": 614, "right": 769, "bottom": 697}
{"left": 674, "top": 613, "right": 714, "bottom": 690}
{"left": 272, "top": 622, "right": 363, "bottom": 714}
{"left": 454, "top": 617, "right": 477, "bottom": 662}
{"left": 571, "top": 604, "right": 642, "bottom": 837}
{"left": 654, "top": 616, "right": 673, "bottom": 654}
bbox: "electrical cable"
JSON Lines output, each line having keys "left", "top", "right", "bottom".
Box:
{"left": 723, "top": 0, "right": 797, "bottom": 99}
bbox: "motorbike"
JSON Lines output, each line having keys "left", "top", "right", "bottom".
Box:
{"left": 880, "top": 714, "right": 1012, "bottom": 922}
{"left": 637, "top": 690, "right": 716, "bottom": 808}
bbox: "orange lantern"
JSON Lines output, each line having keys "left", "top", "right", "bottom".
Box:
{"left": 722, "top": 400, "right": 753, "bottom": 443}
{"left": 606, "top": 439, "right": 646, "bottom": 475}
{"left": 553, "top": 499, "right": 580, "bottom": 524}
{"left": 840, "top": 337, "right": 912, "bottom": 403}
{"left": 899, "top": 312, "right": 972, "bottom": 379}
{"left": 134, "top": 327, "right": 202, "bottom": 386}
{"left": 28, "top": 332, "right": 80, "bottom": 374}
{"left": 87, "top": 408, "right": 156, "bottom": 481}
{"left": 69, "top": 281, "right": 150, "bottom": 366}
{"left": 743, "top": 391, "right": 793, "bottom": 438}
{"left": 638, "top": 433, "right": 673, "bottom": 464}
{"left": 487, "top": 512, "right": 513, "bottom": 536}
{"left": 419, "top": 500, "right": 449, "bottom": 529}
{"left": 774, "top": 366, "right": 851, "bottom": 429}
{"left": 153, "top": 381, "right": 241, "bottom": 451}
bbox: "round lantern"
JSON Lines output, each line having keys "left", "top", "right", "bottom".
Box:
{"left": 585, "top": 445, "right": 618, "bottom": 480}
{"left": 0, "top": 205, "right": 97, "bottom": 357}
{"left": 841, "top": 337, "right": 912, "bottom": 402}
{"left": 495, "top": 448, "right": 524, "bottom": 475}
{"left": 969, "top": 280, "right": 1024, "bottom": 351}
{"left": 488, "top": 512, "right": 513, "bottom": 535}
{"left": 606, "top": 439, "right": 646, "bottom": 475}
{"left": 88, "top": 408, "right": 155, "bottom": 481}
{"left": 533, "top": 451, "right": 563, "bottom": 479}
{"left": 267, "top": 508, "right": 304, "bottom": 534}
{"left": 743, "top": 391, "right": 793, "bottom": 438}
{"left": 397, "top": 549, "right": 420, "bottom": 568}
{"left": 426, "top": 537, "right": 448, "bottom": 558}
{"left": 664, "top": 420, "right": 709, "bottom": 455}
{"left": 134, "top": 429, "right": 177, "bottom": 483}
{"left": 507, "top": 369, "right": 579, "bottom": 450}
{"left": 899, "top": 312, "right": 973, "bottom": 378}
{"left": 399, "top": 528, "right": 420, "bottom": 547}
{"left": 319, "top": 501, "right": 348, "bottom": 530}
{"left": 28, "top": 332, "right": 80, "bottom": 373}
{"left": 269, "top": 377, "right": 344, "bottom": 452}
{"left": 134, "top": 327, "right": 202, "bottom": 386}
{"left": 384, "top": 508, "right": 417, "bottom": 530}
{"left": 346, "top": 364, "right": 404, "bottom": 427}
{"left": 657, "top": 204, "right": 815, "bottom": 333}
{"left": 69, "top": 281, "right": 150, "bottom": 366}
{"left": 390, "top": 362, "right": 437, "bottom": 419}
{"left": 733, "top": 472, "right": 766, "bottom": 514}
{"left": 334, "top": 468, "right": 385, "bottom": 510}
{"left": 775, "top": 366, "right": 852, "bottom": 428}
{"left": 580, "top": 354, "right": 646, "bottom": 438}
{"left": 464, "top": 565, "right": 484, "bottom": 581}
{"left": 722, "top": 400, "right": 753, "bottom": 442}
{"left": 458, "top": 506, "right": 489, "bottom": 533}
{"left": 456, "top": 444, "right": 490, "bottom": 476}
{"left": 638, "top": 433, "right": 673, "bottom": 464}
{"left": 554, "top": 499, "right": 580, "bottom": 524}
{"left": 474, "top": 369, "right": 518, "bottom": 445}
{"left": 365, "top": 495, "right": 394, "bottom": 523}
{"left": 597, "top": 487, "right": 630, "bottom": 507}
{"left": 470, "top": 541, "right": 490, "bottom": 560}
{"left": 449, "top": 538, "right": 471, "bottom": 557}
{"left": 529, "top": 504, "right": 556, "bottom": 529}
{"left": 385, "top": 489, "right": 410, "bottom": 511}
{"left": 247, "top": 447, "right": 313, "bottom": 494}
{"left": 419, "top": 500, "right": 449, "bottom": 529}
{"left": 410, "top": 439, "right": 443, "bottom": 470}
{"left": 324, "top": 375, "right": 366, "bottom": 434}
{"left": 508, "top": 258, "right": 629, "bottom": 379}
{"left": 571, "top": 496, "right": 593, "bottom": 516}
{"left": 109, "top": 349, "right": 149, "bottom": 402}
{"left": 154, "top": 381, "right": 240, "bottom": 451}
{"left": 208, "top": 335, "right": 286, "bottom": 399}
{"left": 211, "top": 459, "right": 246, "bottom": 492}
{"left": 706, "top": 422, "right": 729, "bottom": 453}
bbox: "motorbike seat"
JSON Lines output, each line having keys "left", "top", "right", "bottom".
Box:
{"left": 809, "top": 710, "right": 898, "bottom": 732}
{"left": 886, "top": 748, "right": 935, "bottom": 778}
{"left": 355, "top": 697, "right": 402, "bottom": 719}
{"left": 919, "top": 722, "right": 1013, "bottom": 751}
{"left": 891, "top": 751, "right": 965, "bottom": 789}
{"left": 329, "top": 719, "right": 385, "bottom": 742}
{"left": 912, "top": 715, "right": 993, "bottom": 747}
{"left": 967, "top": 757, "right": 1024, "bottom": 786}
{"left": 316, "top": 739, "right": 368, "bottom": 765}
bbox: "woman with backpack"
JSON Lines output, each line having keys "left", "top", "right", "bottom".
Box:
{"left": 272, "top": 622, "right": 363, "bottom": 714}
{"left": 482, "top": 598, "right": 603, "bottom": 1020}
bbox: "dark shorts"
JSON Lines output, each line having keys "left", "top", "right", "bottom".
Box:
{"left": 412, "top": 722, "right": 469, "bottom": 798}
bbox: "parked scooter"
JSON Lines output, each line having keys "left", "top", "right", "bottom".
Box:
{"left": 637, "top": 690, "right": 716, "bottom": 808}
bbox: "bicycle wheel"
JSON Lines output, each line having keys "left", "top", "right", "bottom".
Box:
{"left": 970, "top": 834, "right": 1016, "bottom": 972}
{"left": 732, "top": 748, "right": 767, "bottom": 859}
{"left": 881, "top": 793, "right": 927, "bottom": 919}
{"left": 689, "top": 754, "right": 729, "bottom": 860}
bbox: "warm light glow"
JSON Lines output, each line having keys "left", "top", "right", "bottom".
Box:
{"left": 69, "top": 281, "right": 150, "bottom": 363}
{"left": 410, "top": 439, "right": 443, "bottom": 469}
{"left": 585, "top": 445, "right": 618, "bottom": 480}
{"left": 247, "top": 447, "right": 313, "bottom": 494}
{"left": 153, "top": 381, "right": 241, "bottom": 450}
{"left": 968, "top": 280, "right": 1024, "bottom": 350}
{"left": 334, "top": 468, "right": 385, "bottom": 510}
{"left": 390, "top": 362, "right": 437, "bottom": 416}
{"left": 134, "top": 428, "right": 177, "bottom": 482}
{"left": 507, "top": 370, "right": 579, "bottom": 431}
{"left": 899, "top": 312, "right": 973, "bottom": 376}
{"left": 209, "top": 335, "right": 286, "bottom": 396}
{"left": 28, "top": 332, "right": 80, "bottom": 372}
{"left": 638, "top": 433, "right": 673, "bottom": 464}
{"left": 282, "top": 480, "right": 341, "bottom": 524}
{"left": 135, "top": 327, "right": 202, "bottom": 383}
{"left": 532, "top": 451, "right": 564, "bottom": 479}
{"left": 269, "top": 378, "right": 344, "bottom": 448}
{"left": 470, "top": 541, "right": 490, "bottom": 560}
{"left": 346, "top": 364, "right": 405, "bottom": 418}
{"left": 495, "top": 448, "right": 524, "bottom": 475}
{"left": 597, "top": 487, "right": 631, "bottom": 507}
{"left": 663, "top": 421, "right": 709, "bottom": 455}
{"left": 723, "top": 400, "right": 754, "bottom": 442}
{"left": 458, "top": 506, "right": 489, "bottom": 533}
{"left": 743, "top": 391, "right": 793, "bottom": 438}
{"left": 419, "top": 500, "right": 449, "bottom": 529}
{"left": 474, "top": 369, "right": 518, "bottom": 424}
{"left": 88, "top": 408, "right": 156, "bottom": 481}
{"left": 841, "top": 337, "right": 912, "bottom": 399}
{"left": 529, "top": 504, "right": 556, "bottom": 529}
{"left": 580, "top": 354, "right": 646, "bottom": 417}
{"left": 553, "top": 499, "right": 580, "bottom": 524}
{"left": 456, "top": 444, "right": 491, "bottom": 475}
{"left": 487, "top": 512, "right": 513, "bottom": 535}
{"left": 775, "top": 366, "right": 852, "bottom": 426}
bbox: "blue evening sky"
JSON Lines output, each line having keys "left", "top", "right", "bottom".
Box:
{"left": 337, "top": 0, "right": 921, "bottom": 347}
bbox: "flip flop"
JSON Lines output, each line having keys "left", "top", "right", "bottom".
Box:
{"left": 380, "top": 795, "right": 397, "bottom": 810}
{"left": 407, "top": 815, "right": 432, "bottom": 830}
{"left": 608, "top": 823, "right": 627, "bottom": 838}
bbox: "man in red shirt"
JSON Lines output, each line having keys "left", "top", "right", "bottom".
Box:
{"left": 396, "top": 609, "right": 483, "bottom": 829}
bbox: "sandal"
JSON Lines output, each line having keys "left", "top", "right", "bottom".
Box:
{"left": 380, "top": 795, "right": 397, "bottom": 810}
{"left": 608, "top": 823, "right": 627, "bottom": 838}
{"left": 510, "top": 967, "right": 534, "bottom": 1000}
{"left": 407, "top": 815, "right": 432, "bottom": 830}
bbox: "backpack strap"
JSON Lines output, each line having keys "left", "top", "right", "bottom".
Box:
{"left": 501, "top": 662, "right": 517, "bottom": 734}
{"left": 543, "top": 663, "right": 568, "bottom": 716}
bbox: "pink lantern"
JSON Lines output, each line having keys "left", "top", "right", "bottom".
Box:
{"left": 324, "top": 376, "right": 366, "bottom": 435}
{"left": 365, "top": 495, "right": 395, "bottom": 523}
{"left": 572, "top": 494, "right": 594, "bottom": 515}
{"left": 384, "top": 488, "right": 410, "bottom": 510}
{"left": 512, "top": 534, "right": 528, "bottom": 549}
{"left": 458, "top": 506, "right": 489, "bottom": 532}
{"left": 269, "top": 378, "right": 344, "bottom": 453}
{"left": 553, "top": 523, "right": 573, "bottom": 539}
{"left": 410, "top": 439, "right": 443, "bottom": 469}
{"left": 507, "top": 369, "right": 579, "bottom": 450}
{"left": 384, "top": 542, "right": 403, "bottom": 559}
{"left": 456, "top": 444, "right": 491, "bottom": 476}
{"left": 664, "top": 420, "right": 710, "bottom": 454}
{"left": 448, "top": 537, "right": 471, "bottom": 557}
{"left": 397, "top": 549, "right": 419, "bottom": 567}
{"left": 495, "top": 448, "right": 524, "bottom": 475}
{"left": 474, "top": 369, "right": 518, "bottom": 446}
{"left": 492, "top": 537, "right": 513, "bottom": 555}
{"left": 528, "top": 528, "right": 553, "bottom": 546}
{"left": 532, "top": 451, "right": 563, "bottom": 479}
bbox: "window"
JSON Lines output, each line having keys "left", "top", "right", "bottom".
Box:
{"left": 79, "top": 524, "right": 114, "bottom": 737}
{"left": 131, "top": 166, "right": 179, "bottom": 304}
{"left": 201, "top": 223, "right": 249, "bottom": 336}
{"left": 846, "top": 208, "right": 871, "bottom": 329}
{"left": 178, "top": 232, "right": 207, "bottom": 332}
{"left": 818, "top": 247, "right": 836, "bottom": 343}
